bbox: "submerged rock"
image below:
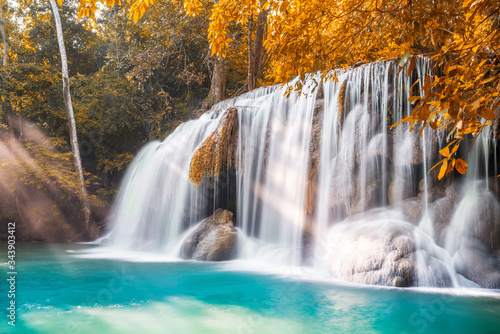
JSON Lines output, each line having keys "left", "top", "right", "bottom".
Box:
{"left": 180, "top": 209, "right": 238, "bottom": 261}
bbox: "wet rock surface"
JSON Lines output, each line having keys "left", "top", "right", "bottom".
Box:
{"left": 453, "top": 240, "right": 500, "bottom": 289}
{"left": 328, "top": 215, "right": 417, "bottom": 287}
{"left": 180, "top": 209, "right": 238, "bottom": 261}
{"left": 431, "top": 197, "right": 455, "bottom": 247}
{"left": 447, "top": 190, "right": 500, "bottom": 288}
{"left": 390, "top": 199, "right": 424, "bottom": 226}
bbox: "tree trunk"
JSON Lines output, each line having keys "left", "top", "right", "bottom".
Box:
{"left": 247, "top": 16, "right": 254, "bottom": 91}
{"left": 204, "top": 56, "right": 226, "bottom": 108}
{"left": 239, "top": 10, "right": 267, "bottom": 95}
{"left": 0, "top": 8, "right": 14, "bottom": 140}
{"left": 49, "top": 0, "right": 92, "bottom": 235}
{"left": 252, "top": 10, "right": 267, "bottom": 80}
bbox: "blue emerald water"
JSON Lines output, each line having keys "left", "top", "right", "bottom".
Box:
{"left": 2, "top": 243, "right": 500, "bottom": 334}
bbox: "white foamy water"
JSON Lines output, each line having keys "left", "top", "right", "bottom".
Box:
{"left": 104, "top": 58, "right": 500, "bottom": 289}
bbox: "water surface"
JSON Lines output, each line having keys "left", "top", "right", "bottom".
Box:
{"left": 2, "top": 243, "right": 500, "bottom": 333}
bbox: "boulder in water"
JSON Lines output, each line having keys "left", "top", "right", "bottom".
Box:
{"left": 327, "top": 213, "right": 417, "bottom": 287}
{"left": 180, "top": 209, "right": 238, "bottom": 261}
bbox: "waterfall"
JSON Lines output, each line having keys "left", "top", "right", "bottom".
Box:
{"left": 108, "top": 111, "right": 226, "bottom": 253}
{"left": 107, "top": 58, "right": 500, "bottom": 288}
{"left": 236, "top": 77, "right": 318, "bottom": 266}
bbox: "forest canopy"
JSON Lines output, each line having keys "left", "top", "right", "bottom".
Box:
{"left": 86, "top": 0, "right": 499, "bottom": 178}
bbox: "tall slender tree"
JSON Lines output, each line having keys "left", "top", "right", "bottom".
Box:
{"left": 0, "top": 4, "right": 14, "bottom": 140}
{"left": 204, "top": 57, "right": 226, "bottom": 107}
{"left": 49, "top": 0, "right": 91, "bottom": 233}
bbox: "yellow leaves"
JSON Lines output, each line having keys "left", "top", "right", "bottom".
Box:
{"left": 183, "top": 0, "right": 203, "bottom": 16}
{"left": 408, "top": 95, "right": 420, "bottom": 104}
{"left": 432, "top": 155, "right": 468, "bottom": 180}
{"left": 480, "top": 108, "right": 496, "bottom": 121}
{"left": 437, "top": 158, "right": 448, "bottom": 180}
{"left": 422, "top": 75, "right": 431, "bottom": 96}
{"left": 430, "top": 137, "right": 467, "bottom": 179}
{"left": 210, "top": 46, "right": 217, "bottom": 57}
{"left": 82, "top": 0, "right": 498, "bottom": 182}
{"left": 479, "top": 77, "right": 496, "bottom": 86}
{"left": 197, "top": 0, "right": 269, "bottom": 58}
{"left": 407, "top": 27, "right": 499, "bottom": 177}
{"left": 456, "top": 158, "right": 468, "bottom": 175}
{"left": 77, "top": 0, "right": 126, "bottom": 20}
{"left": 77, "top": 0, "right": 99, "bottom": 20}
{"left": 57, "top": 0, "right": 64, "bottom": 6}
{"left": 438, "top": 146, "right": 450, "bottom": 158}
{"left": 129, "top": 0, "right": 155, "bottom": 23}
{"left": 406, "top": 56, "right": 417, "bottom": 76}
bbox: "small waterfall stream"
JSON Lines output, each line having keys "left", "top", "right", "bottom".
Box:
{"left": 107, "top": 58, "right": 500, "bottom": 289}
{"left": 109, "top": 111, "right": 225, "bottom": 253}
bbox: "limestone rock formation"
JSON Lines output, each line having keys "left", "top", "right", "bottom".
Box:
{"left": 327, "top": 214, "right": 417, "bottom": 287}
{"left": 431, "top": 197, "right": 455, "bottom": 246}
{"left": 447, "top": 190, "right": 500, "bottom": 288}
{"left": 391, "top": 199, "right": 424, "bottom": 226}
{"left": 391, "top": 124, "right": 438, "bottom": 167}
{"left": 180, "top": 208, "right": 238, "bottom": 261}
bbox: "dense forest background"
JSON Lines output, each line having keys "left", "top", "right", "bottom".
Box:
{"left": 0, "top": 0, "right": 498, "bottom": 241}
{"left": 0, "top": 0, "right": 263, "bottom": 240}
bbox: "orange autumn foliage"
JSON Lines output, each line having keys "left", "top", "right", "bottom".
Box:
{"left": 74, "top": 0, "right": 500, "bottom": 178}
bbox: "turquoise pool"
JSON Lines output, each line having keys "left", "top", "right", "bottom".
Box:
{"left": 2, "top": 243, "right": 500, "bottom": 334}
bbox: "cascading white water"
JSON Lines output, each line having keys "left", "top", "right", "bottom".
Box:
{"left": 107, "top": 58, "right": 499, "bottom": 288}
{"left": 108, "top": 111, "right": 226, "bottom": 253}
{"left": 443, "top": 131, "right": 500, "bottom": 288}
{"left": 236, "top": 77, "right": 318, "bottom": 266}
{"left": 108, "top": 80, "right": 319, "bottom": 265}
